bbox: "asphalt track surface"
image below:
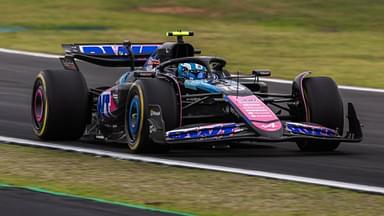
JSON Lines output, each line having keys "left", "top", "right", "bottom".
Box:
{"left": 0, "top": 187, "right": 179, "bottom": 216}
{"left": 0, "top": 51, "right": 384, "bottom": 191}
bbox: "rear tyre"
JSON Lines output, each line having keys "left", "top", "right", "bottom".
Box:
{"left": 296, "top": 77, "right": 344, "bottom": 151}
{"left": 31, "top": 70, "right": 88, "bottom": 140}
{"left": 125, "top": 79, "right": 179, "bottom": 153}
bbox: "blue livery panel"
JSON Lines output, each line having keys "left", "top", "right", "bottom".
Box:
{"left": 79, "top": 44, "right": 160, "bottom": 56}
{"left": 285, "top": 122, "right": 339, "bottom": 137}
{"left": 165, "top": 123, "right": 243, "bottom": 141}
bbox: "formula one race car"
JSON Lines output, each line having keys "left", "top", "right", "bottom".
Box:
{"left": 31, "top": 31, "right": 362, "bottom": 153}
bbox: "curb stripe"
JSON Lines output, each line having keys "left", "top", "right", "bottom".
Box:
{"left": 0, "top": 183, "right": 194, "bottom": 216}
{"left": 1, "top": 135, "right": 384, "bottom": 195}
{"left": 1, "top": 48, "right": 384, "bottom": 93}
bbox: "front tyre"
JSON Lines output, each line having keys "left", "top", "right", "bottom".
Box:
{"left": 125, "top": 79, "right": 179, "bottom": 153}
{"left": 296, "top": 77, "right": 344, "bottom": 151}
{"left": 126, "top": 84, "right": 146, "bottom": 151}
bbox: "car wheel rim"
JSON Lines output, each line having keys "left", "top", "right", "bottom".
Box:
{"left": 33, "top": 83, "right": 45, "bottom": 130}
{"left": 127, "top": 95, "right": 140, "bottom": 141}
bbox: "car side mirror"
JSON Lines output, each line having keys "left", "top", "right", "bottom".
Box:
{"left": 252, "top": 69, "right": 271, "bottom": 83}
{"left": 252, "top": 69, "right": 271, "bottom": 77}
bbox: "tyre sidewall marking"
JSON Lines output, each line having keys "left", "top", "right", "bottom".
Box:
{"left": 34, "top": 73, "right": 49, "bottom": 136}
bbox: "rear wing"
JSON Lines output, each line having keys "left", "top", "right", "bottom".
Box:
{"left": 61, "top": 43, "right": 162, "bottom": 69}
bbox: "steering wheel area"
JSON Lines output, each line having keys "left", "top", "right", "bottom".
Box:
{"left": 157, "top": 56, "right": 227, "bottom": 79}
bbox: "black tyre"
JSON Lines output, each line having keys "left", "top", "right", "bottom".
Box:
{"left": 125, "top": 79, "right": 179, "bottom": 153}
{"left": 31, "top": 70, "right": 88, "bottom": 140}
{"left": 297, "top": 77, "right": 344, "bottom": 151}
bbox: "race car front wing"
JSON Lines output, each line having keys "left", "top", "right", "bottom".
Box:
{"left": 149, "top": 103, "right": 362, "bottom": 145}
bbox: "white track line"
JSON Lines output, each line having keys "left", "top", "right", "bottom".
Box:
{"left": 259, "top": 78, "right": 384, "bottom": 93}
{"left": 1, "top": 48, "right": 384, "bottom": 93}
{"left": 1, "top": 135, "right": 384, "bottom": 195}
{"left": 0, "top": 48, "right": 60, "bottom": 59}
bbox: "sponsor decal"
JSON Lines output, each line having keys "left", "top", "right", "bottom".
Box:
{"left": 97, "top": 90, "right": 118, "bottom": 118}
{"left": 261, "top": 122, "right": 277, "bottom": 129}
{"left": 150, "top": 109, "right": 161, "bottom": 117}
{"left": 79, "top": 44, "right": 160, "bottom": 56}
{"left": 216, "top": 83, "right": 246, "bottom": 92}
{"left": 285, "top": 122, "right": 338, "bottom": 137}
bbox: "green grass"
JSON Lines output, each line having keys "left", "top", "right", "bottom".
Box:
{"left": 1, "top": 143, "right": 384, "bottom": 216}
{"left": 1, "top": 0, "right": 384, "bottom": 87}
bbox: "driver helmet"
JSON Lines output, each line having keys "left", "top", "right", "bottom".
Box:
{"left": 177, "top": 63, "right": 207, "bottom": 80}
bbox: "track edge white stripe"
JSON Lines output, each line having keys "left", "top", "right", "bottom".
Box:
{"left": 258, "top": 78, "right": 384, "bottom": 93}
{"left": 1, "top": 135, "right": 384, "bottom": 195}
{"left": 1, "top": 48, "right": 384, "bottom": 93}
{"left": 0, "top": 48, "right": 60, "bottom": 59}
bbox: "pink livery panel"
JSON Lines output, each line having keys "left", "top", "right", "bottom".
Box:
{"left": 227, "top": 95, "right": 282, "bottom": 132}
